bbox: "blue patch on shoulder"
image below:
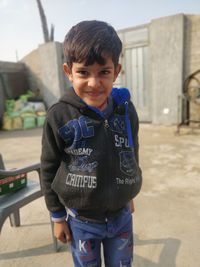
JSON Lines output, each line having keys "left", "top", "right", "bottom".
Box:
{"left": 111, "top": 87, "right": 131, "bottom": 105}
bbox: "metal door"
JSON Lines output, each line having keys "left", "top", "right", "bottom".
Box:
{"left": 124, "top": 46, "right": 151, "bottom": 122}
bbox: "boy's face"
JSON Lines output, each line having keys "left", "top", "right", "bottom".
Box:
{"left": 63, "top": 58, "right": 121, "bottom": 110}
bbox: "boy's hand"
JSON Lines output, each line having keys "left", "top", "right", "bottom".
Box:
{"left": 130, "top": 200, "right": 135, "bottom": 213}
{"left": 54, "top": 221, "right": 72, "bottom": 243}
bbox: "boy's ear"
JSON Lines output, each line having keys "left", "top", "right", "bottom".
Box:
{"left": 114, "top": 64, "right": 122, "bottom": 82}
{"left": 63, "top": 63, "right": 73, "bottom": 82}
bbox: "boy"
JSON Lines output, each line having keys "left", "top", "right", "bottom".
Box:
{"left": 41, "top": 20, "right": 142, "bottom": 267}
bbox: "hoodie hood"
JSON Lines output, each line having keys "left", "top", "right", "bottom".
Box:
{"left": 59, "top": 87, "right": 86, "bottom": 109}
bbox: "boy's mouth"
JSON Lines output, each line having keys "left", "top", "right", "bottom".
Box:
{"left": 86, "top": 91, "right": 103, "bottom": 97}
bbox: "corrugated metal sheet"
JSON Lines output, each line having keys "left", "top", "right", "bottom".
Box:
{"left": 124, "top": 46, "right": 151, "bottom": 122}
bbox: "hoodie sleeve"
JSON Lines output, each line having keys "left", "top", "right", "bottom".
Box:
{"left": 40, "top": 111, "right": 67, "bottom": 221}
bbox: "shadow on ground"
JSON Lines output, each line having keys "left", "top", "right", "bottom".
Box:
{"left": 0, "top": 234, "right": 181, "bottom": 267}
{"left": 134, "top": 234, "right": 181, "bottom": 266}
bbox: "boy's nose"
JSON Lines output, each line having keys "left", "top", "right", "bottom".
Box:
{"left": 88, "top": 77, "right": 100, "bottom": 88}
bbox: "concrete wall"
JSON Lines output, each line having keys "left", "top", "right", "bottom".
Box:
{"left": 22, "top": 42, "right": 70, "bottom": 108}
{"left": 184, "top": 15, "right": 200, "bottom": 76}
{"left": 184, "top": 15, "right": 200, "bottom": 122}
{"left": 21, "top": 48, "right": 42, "bottom": 94}
{"left": 150, "top": 14, "right": 184, "bottom": 125}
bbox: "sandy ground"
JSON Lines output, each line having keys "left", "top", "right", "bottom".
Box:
{"left": 0, "top": 124, "right": 200, "bottom": 267}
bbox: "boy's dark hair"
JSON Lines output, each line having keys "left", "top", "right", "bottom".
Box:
{"left": 63, "top": 20, "right": 122, "bottom": 68}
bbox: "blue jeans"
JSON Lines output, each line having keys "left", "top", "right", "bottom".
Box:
{"left": 68, "top": 206, "right": 133, "bottom": 267}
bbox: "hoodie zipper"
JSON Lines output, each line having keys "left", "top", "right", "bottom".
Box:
{"left": 104, "top": 119, "right": 109, "bottom": 128}
{"left": 103, "top": 118, "right": 112, "bottom": 213}
{"left": 87, "top": 106, "right": 113, "bottom": 215}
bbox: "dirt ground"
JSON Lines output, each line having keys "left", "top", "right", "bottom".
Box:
{"left": 0, "top": 124, "right": 199, "bottom": 267}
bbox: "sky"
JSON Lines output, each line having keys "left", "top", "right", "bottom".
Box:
{"left": 0, "top": 0, "right": 200, "bottom": 62}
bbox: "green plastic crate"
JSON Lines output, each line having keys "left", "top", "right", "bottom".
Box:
{"left": 0, "top": 173, "right": 27, "bottom": 195}
{"left": 22, "top": 116, "right": 36, "bottom": 129}
{"left": 36, "top": 115, "right": 46, "bottom": 127}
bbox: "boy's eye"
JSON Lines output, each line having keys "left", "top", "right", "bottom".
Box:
{"left": 77, "top": 70, "right": 88, "bottom": 76}
{"left": 101, "top": 70, "right": 110, "bottom": 75}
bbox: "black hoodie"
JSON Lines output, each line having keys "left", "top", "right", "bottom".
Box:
{"left": 41, "top": 87, "right": 142, "bottom": 222}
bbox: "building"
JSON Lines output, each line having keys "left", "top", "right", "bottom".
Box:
{"left": 116, "top": 13, "right": 200, "bottom": 125}
{"left": 1, "top": 13, "right": 200, "bottom": 126}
